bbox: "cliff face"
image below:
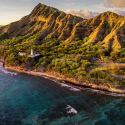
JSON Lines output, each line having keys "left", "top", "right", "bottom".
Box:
{"left": 69, "top": 11, "right": 125, "bottom": 51}
{"left": 0, "top": 3, "right": 125, "bottom": 51}
{"left": 0, "top": 3, "right": 83, "bottom": 40}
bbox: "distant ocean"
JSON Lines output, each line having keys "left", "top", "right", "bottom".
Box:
{"left": 0, "top": 68, "right": 125, "bottom": 125}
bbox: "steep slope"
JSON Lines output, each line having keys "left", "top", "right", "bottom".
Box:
{"left": 1, "top": 4, "right": 125, "bottom": 91}
{"left": 0, "top": 3, "right": 125, "bottom": 51}
{"left": 0, "top": 3, "right": 83, "bottom": 41}
{"left": 102, "top": 20, "right": 125, "bottom": 51}
{"left": 67, "top": 11, "right": 125, "bottom": 49}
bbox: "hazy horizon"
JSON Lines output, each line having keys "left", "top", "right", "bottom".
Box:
{"left": 0, "top": 0, "right": 125, "bottom": 25}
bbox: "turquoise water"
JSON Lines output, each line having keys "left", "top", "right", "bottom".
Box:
{"left": 0, "top": 69, "right": 125, "bottom": 125}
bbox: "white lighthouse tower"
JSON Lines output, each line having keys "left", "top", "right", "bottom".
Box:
{"left": 31, "top": 48, "right": 33, "bottom": 56}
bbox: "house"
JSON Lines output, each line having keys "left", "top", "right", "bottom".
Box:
{"left": 34, "top": 52, "right": 41, "bottom": 57}
{"left": 18, "top": 52, "right": 27, "bottom": 56}
{"left": 29, "top": 49, "right": 41, "bottom": 57}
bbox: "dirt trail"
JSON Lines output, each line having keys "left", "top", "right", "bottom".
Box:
{"left": 108, "top": 72, "right": 125, "bottom": 80}
{"left": 99, "top": 62, "right": 125, "bottom": 79}
{"left": 99, "top": 61, "right": 125, "bottom": 66}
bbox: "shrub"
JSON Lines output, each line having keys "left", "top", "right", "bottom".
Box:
{"left": 30, "top": 21, "right": 36, "bottom": 27}
{"left": 20, "top": 23, "right": 27, "bottom": 28}
{"left": 90, "top": 70, "right": 114, "bottom": 82}
{"left": 101, "top": 56, "right": 111, "bottom": 62}
{"left": 0, "top": 33, "right": 9, "bottom": 40}
{"left": 53, "top": 11, "right": 60, "bottom": 18}
{"left": 117, "top": 58, "right": 125, "bottom": 63}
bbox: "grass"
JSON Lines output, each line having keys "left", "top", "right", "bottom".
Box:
{"left": 83, "top": 61, "right": 125, "bottom": 88}
{"left": 96, "top": 64, "right": 125, "bottom": 76}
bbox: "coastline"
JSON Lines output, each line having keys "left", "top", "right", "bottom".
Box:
{"left": 5, "top": 65, "right": 125, "bottom": 94}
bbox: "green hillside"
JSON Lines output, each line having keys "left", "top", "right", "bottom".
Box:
{"left": 0, "top": 3, "right": 125, "bottom": 91}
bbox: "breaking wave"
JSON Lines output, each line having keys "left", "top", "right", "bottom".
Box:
{"left": 0, "top": 62, "right": 17, "bottom": 76}
{"left": 42, "top": 76, "right": 81, "bottom": 91}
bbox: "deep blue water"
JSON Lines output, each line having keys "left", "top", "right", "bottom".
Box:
{"left": 0, "top": 69, "right": 125, "bottom": 125}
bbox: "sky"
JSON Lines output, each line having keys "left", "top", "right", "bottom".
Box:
{"left": 0, "top": 0, "right": 125, "bottom": 25}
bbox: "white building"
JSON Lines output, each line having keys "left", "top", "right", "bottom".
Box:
{"left": 34, "top": 52, "right": 41, "bottom": 57}
{"left": 18, "top": 49, "right": 41, "bottom": 57}
{"left": 18, "top": 52, "right": 27, "bottom": 56}
{"left": 30, "top": 49, "right": 41, "bottom": 57}
{"left": 31, "top": 48, "right": 33, "bottom": 56}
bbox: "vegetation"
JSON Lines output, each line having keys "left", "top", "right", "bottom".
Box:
{"left": 30, "top": 21, "right": 36, "bottom": 27}
{"left": 0, "top": 29, "right": 125, "bottom": 89}
{"left": 0, "top": 4, "right": 125, "bottom": 90}
{"left": 20, "top": 23, "right": 27, "bottom": 28}
{"left": 0, "top": 33, "right": 9, "bottom": 40}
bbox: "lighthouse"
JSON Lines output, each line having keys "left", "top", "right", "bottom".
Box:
{"left": 31, "top": 48, "right": 33, "bottom": 56}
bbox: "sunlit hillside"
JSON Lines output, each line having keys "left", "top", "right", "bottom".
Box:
{"left": 0, "top": 3, "right": 125, "bottom": 91}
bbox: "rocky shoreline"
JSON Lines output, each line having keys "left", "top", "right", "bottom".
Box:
{"left": 4, "top": 65, "right": 125, "bottom": 94}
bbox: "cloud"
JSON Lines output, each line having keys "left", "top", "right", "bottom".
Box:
{"left": 0, "top": 1, "right": 7, "bottom": 9}
{"left": 87, "top": 2, "right": 100, "bottom": 6}
{"left": 66, "top": 9, "right": 99, "bottom": 19}
{"left": 21, "top": 0, "right": 32, "bottom": 1}
{"left": 103, "top": 0, "right": 125, "bottom": 8}
{"left": 111, "top": 9, "right": 125, "bottom": 16}
{"left": 63, "top": 3, "right": 74, "bottom": 7}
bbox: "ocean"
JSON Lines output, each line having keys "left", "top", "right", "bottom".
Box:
{"left": 0, "top": 68, "right": 125, "bottom": 125}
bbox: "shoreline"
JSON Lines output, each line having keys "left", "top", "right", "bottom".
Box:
{"left": 5, "top": 66, "right": 125, "bottom": 94}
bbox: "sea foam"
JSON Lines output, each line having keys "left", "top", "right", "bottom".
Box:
{"left": 42, "top": 76, "right": 81, "bottom": 91}
{"left": 1, "top": 69, "right": 18, "bottom": 76}
{"left": 66, "top": 105, "right": 77, "bottom": 114}
{"left": 0, "top": 63, "right": 17, "bottom": 76}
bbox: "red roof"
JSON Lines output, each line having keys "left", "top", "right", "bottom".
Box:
{"left": 19, "top": 52, "right": 27, "bottom": 53}
{"left": 36, "top": 52, "right": 41, "bottom": 54}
